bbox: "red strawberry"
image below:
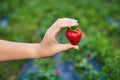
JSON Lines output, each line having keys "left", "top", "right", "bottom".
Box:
{"left": 87, "top": 52, "right": 91, "bottom": 57}
{"left": 55, "top": 70, "right": 60, "bottom": 76}
{"left": 66, "top": 27, "right": 82, "bottom": 45}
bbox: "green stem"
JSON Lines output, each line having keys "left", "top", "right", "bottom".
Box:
{"left": 67, "top": 26, "right": 79, "bottom": 32}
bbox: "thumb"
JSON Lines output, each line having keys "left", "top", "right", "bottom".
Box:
{"left": 58, "top": 43, "right": 79, "bottom": 51}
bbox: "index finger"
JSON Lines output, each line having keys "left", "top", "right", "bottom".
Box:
{"left": 48, "top": 18, "right": 79, "bottom": 38}
{"left": 57, "top": 18, "right": 78, "bottom": 23}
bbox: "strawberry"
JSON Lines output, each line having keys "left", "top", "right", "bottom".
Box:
{"left": 55, "top": 70, "right": 60, "bottom": 76}
{"left": 66, "top": 27, "right": 82, "bottom": 45}
{"left": 87, "top": 52, "right": 91, "bottom": 57}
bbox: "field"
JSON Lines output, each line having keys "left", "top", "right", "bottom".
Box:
{"left": 0, "top": 0, "right": 120, "bottom": 80}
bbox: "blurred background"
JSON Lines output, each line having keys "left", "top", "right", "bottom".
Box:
{"left": 0, "top": 0, "right": 120, "bottom": 80}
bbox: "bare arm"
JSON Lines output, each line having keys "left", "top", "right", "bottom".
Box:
{"left": 0, "top": 18, "right": 79, "bottom": 62}
{"left": 0, "top": 40, "right": 40, "bottom": 61}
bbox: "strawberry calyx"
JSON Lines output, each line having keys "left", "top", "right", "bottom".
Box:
{"left": 67, "top": 26, "right": 79, "bottom": 32}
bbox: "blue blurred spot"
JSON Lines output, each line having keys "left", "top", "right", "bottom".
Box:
{"left": 0, "top": 19, "right": 8, "bottom": 27}
{"left": 106, "top": 18, "right": 119, "bottom": 27}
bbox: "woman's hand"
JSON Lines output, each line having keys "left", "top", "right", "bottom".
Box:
{"left": 37, "top": 18, "right": 79, "bottom": 57}
{"left": 0, "top": 18, "right": 79, "bottom": 61}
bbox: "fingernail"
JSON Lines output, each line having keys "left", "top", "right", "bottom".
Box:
{"left": 75, "top": 23, "right": 79, "bottom": 26}
{"left": 73, "top": 46, "right": 79, "bottom": 50}
{"left": 71, "top": 22, "right": 79, "bottom": 26}
{"left": 72, "top": 19, "right": 77, "bottom": 22}
{"left": 73, "top": 20, "right": 78, "bottom": 22}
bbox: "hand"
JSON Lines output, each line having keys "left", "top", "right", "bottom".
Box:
{"left": 37, "top": 18, "right": 79, "bottom": 57}
{"left": 0, "top": 18, "right": 79, "bottom": 61}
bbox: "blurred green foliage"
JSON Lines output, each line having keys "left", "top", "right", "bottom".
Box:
{"left": 0, "top": 61, "right": 24, "bottom": 80}
{"left": 0, "top": 0, "right": 120, "bottom": 80}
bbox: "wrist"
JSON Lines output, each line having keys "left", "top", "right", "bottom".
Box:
{"left": 31, "top": 43, "right": 45, "bottom": 59}
{"left": 28, "top": 43, "right": 40, "bottom": 59}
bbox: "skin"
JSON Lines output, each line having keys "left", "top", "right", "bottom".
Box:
{"left": 0, "top": 18, "right": 79, "bottom": 62}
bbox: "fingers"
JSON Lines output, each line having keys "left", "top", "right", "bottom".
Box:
{"left": 48, "top": 18, "right": 79, "bottom": 38}
{"left": 58, "top": 43, "right": 79, "bottom": 52}
{"left": 73, "top": 46, "right": 79, "bottom": 50}
{"left": 58, "top": 22, "right": 79, "bottom": 28}
{"left": 58, "top": 18, "right": 78, "bottom": 24}
{"left": 54, "top": 18, "right": 78, "bottom": 28}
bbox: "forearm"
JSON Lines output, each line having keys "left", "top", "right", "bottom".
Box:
{"left": 0, "top": 18, "right": 79, "bottom": 62}
{"left": 0, "top": 40, "right": 42, "bottom": 62}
